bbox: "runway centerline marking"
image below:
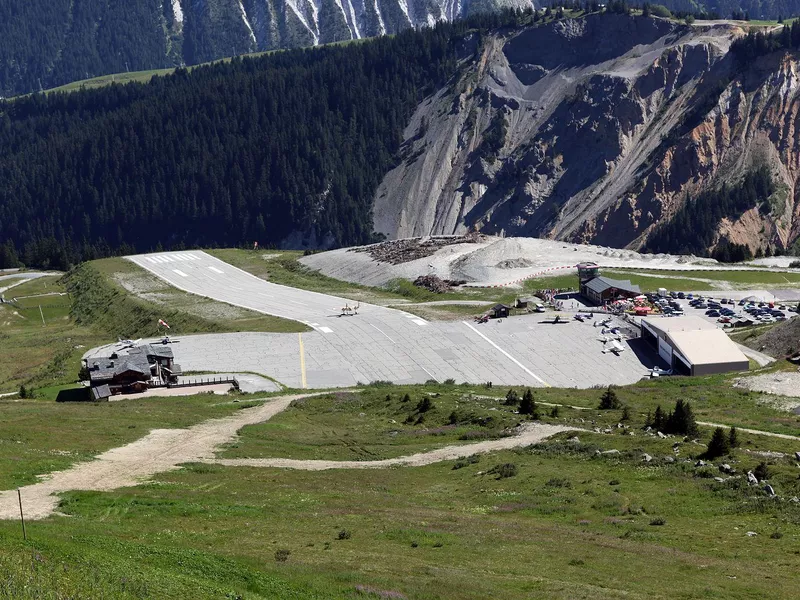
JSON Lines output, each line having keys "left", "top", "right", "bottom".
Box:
{"left": 369, "top": 323, "right": 395, "bottom": 344}
{"left": 298, "top": 333, "right": 307, "bottom": 389}
{"left": 462, "top": 321, "right": 550, "bottom": 387}
{"left": 172, "top": 269, "right": 188, "bottom": 277}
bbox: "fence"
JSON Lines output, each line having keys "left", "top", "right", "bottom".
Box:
{"left": 149, "top": 376, "right": 239, "bottom": 390}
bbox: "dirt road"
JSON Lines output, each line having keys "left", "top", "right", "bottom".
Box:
{"left": 0, "top": 394, "right": 569, "bottom": 521}
{"left": 212, "top": 422, "right": 571, "bottom": 471}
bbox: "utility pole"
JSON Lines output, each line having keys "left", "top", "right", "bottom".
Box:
{"left": 17, "top": 489, "right": 26, "bottom": 541}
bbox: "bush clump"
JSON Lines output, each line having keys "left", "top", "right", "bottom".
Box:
{"left": 489, "top": 463, "right": 518, "bottom": 479}
{"left": 452, "top": 455, "right": 481, "bottom": 470}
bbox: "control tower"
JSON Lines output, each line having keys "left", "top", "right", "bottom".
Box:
{"left": 577, "top": 262, "right": 599, "bottom": 284}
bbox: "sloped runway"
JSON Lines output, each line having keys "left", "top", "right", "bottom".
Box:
{"left": 125, "top": 251, "right": 651, "bottom": 389}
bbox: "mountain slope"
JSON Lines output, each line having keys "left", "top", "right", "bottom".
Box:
{"left": 2, "top": 12, "right": 800, "bottom": 270}
{"left": 373, "top": 14, "right": 800, "bottom": 256}
{"left": 0, "top": 0, "right": 530, "bottom": 98}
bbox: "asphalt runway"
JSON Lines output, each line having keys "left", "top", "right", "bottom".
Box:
{"left": 124, "top": 251, "right": 654, "bottom": 389}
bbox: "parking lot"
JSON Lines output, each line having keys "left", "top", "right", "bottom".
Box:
{"left": 643, "top": 291, "right": 798, "bottom": 329}
{"left": 119, "top": 251, "right": 657, "bottom": 389}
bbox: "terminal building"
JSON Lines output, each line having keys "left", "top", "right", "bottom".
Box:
{"left": 86, "top": 344, "right": 181, "bottom": 400}
{"left": 577, "top": 262, "right": 641, "bottom": 305}
{"left": 640, "top": 316, "right": 749, "bottom": 376}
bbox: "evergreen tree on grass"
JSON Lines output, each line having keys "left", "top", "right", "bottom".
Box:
{"left": 704, "top": 427, "right": 730, "bottom": 459}
{"left": 728, "top": 427, "right": 739, "bottom": 448}
{"left": 519, "top": 388, "right": 539, "bottom": 419}
{"left": 598, "top": 386, "right": 621, "bottom": 410}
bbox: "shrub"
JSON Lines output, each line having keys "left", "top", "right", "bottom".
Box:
{"left": 274, "top": 549, "right": 291, "bottom": 562}
{"left": 704, "top": 427, "right": 730, "bottom": 459}
{"left": 337, "top": 529, "right": 352, "bottom": 540}
{"left": 621, "top": 405, "right": 631, "bottom": 421}
{"left": 649, "top": 517, "right": 666, "bottom": 526}
{"left": 549, "top": 405, "right": 560, "bottom": 418}
{"left": 443, "top": 378, "right": 456, "bottom": 385}
{"left": 452, "top": 455, "right": 480, "bottom": 469}
{"left": 545, "top": 477, "right": 572, "bottom": 488}
{"left": 609, "top": 480, "right": 620, "bottom": 486}
{"left": 789, "top": 260, "right": 800, "bottom": 268}
{"left": 490, "top": 463, "right": 518, "bottom": 479}
{"left": 416, "top": 397, "right": 434, "bottom": 413}
{"left": 505, "top": 389, "right": 519, "bottom": 405}
{"left": 770, "top": 531, "right": 783, "bottom": 539}
{"left": 402, "top": 393, "right": 411, "bottom": 403}
{"left": 598, "top": 386, "right": 621, "bottom": 410}
{"left": 568, "top": 559, "right": 585, "bottom": 566}
{"left": 754, "top": 461, "right": 771, "bottom": 481}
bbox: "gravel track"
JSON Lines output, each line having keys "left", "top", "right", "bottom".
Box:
{"left": 212, "top": 422, "right": 572, "bottom": 471}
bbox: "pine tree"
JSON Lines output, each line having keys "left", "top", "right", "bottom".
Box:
{"left": 653, "top": 405, "right": 665, "bottom": 431}
{"left": 704, "top": 427, "right": 730, "bottom": 459}
{"left": 665, "top": 399, "right": 698, "bottom": 437}
{"left": 598, "top": 386, "right": 621, "bottom": 410}
{"left": 519, "top": 389, "right": 539, "bottom": 418}
{"left": 505, "top": 389, "right": 520, "bottom": 406}
{"left": 621, "top": 405, "right": 631, "bottom": 421}
{"left": 728, "top": 427, "right": 739, "bottom": 449}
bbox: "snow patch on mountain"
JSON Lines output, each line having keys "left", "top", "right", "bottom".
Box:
{"left": 171, "top": 0, "right": 184, "bottom": 24}
{"left": 239, "top": 0, "right": 257, "bottom": 44}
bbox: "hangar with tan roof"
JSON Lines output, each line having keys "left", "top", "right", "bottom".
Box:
{"left": 640, "top": 316, "right": 749, "bottom": 376}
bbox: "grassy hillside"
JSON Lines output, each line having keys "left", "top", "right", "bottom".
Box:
{"left": 0, "top": 258, "right": 307, "bottom": 395}
{"left": 64, "top": 258, "right": 307, "bottom": 338}
{"left": 1, "top": 377, "right": 799, "bottom": 598}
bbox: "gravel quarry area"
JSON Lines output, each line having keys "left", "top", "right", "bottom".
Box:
{"left": 300, "top": 236, "right": 787, "bottom": 288}
{"left": 735, "top": 371, "right": 800, "bottom": 402}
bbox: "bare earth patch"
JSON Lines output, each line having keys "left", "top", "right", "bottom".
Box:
{"left": 733, "top": 371, "right": 800, "bottom": 411}
{"left": 0, "top": 394, "right": 569, "bottom": 520}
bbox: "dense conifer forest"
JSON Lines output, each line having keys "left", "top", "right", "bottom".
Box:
{"left": 0, "top": 13, "right": 517, "bottom": 269}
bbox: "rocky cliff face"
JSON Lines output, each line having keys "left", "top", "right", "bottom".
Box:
{"left": 373, "top": 14, "right": 800, "bottom": 255}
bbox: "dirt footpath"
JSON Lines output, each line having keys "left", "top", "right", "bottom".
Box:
{"left": 0, "top": 394, "right": 569, "bottom": 520}
{"left": 0, "top": 394, "right": 302, "bottom": 521}
{"left": 212, "top": 423, "right": 571, "bottom": 471}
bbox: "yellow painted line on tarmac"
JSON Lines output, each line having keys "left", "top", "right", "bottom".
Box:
{"left": 299, "top": 333, "right": 307, "bottom": 389}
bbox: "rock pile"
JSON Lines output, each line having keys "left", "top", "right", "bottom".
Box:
{"left": 349, "top": 233, "right": 484, "bottom": 265}
{"left": 412, "top": 274, "right": 466, "bottom": 293}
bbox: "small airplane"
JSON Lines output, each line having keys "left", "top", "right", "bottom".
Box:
{"left": 602, "top": 339, "right": 626, "bottom": 355}
{"left": 117, "top": 338, "right": 142, "bottom": 349}
{"left": 540, "top": 314, "right": 570, "bottom": 324}
{"left": 339, "top": 303, "right": 360, "bottom": 317}
{"left": 648, "top": 366, "right": 673, "bottom": 377}
{"left": 594, "top": 318, "right": 613, "bottom": 328}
